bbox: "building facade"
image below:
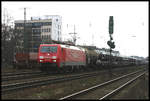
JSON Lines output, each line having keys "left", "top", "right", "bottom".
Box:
{"left": 14, "top": 15, "right": 62, "bottom": 52}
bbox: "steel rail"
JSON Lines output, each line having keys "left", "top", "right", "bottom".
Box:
{"left": 59, "top": 69, "right": 146, "bottom": 100}
{"left": 2, "top": 67, "right": 146, "bottom": 94}
{"left": 1, "top": 65, "right": 143, "bottom": 77}
{"left": 99, "top": 71, "right": 146, "bottom": 100}
{"left": 2, "top": 70, "right": 105, "bottom": 93}
{"left": 2, "top": 71, "right": 42, "bottom": 77}
{"left": 2, "top": 72, "right": 47, "bottom": 81}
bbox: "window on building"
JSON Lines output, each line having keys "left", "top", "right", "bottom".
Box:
{"left": 48, "top": 22, "right": 52, "bottom": 25}
{"left": 41, "top": 22, "right": 44, "bottom": 26}
{"left": 19, "top": 23, "right": 22, "bottom": 27}
{"left": 43, "top": 22, "right": 46, "bottom": 26}
{"left": 58, "top": 31, "right": 59, "bottom": 35}
{"left": 15, "top": 23, "right": 18, "bottom": 27}
{"left": 40, "top": 22, "right": 42, "bottom": 26}
{"left": 49, "top": 28, "right": 51, "bottom": 32}
{"left": 37, "top": 23, "right": 39, "bottom": 26}
{"left": 37, "top": 29, "right": 40, "bottom": 32}
{"left": 27, "top": 23, "right": 29, "bottom": 26}
{"left": 20, "top": 23, "right": 22, "bottom": 27}
{"left": 26, "top": 23, "right": 29, "bottom": 26}
{"left": 17, "top": 23, "right": 19, "bottom": 27}
{"left": 34, "top": 23, "right": 40, "bottom": 27}
{"left": 45, "top": 22, "right": 48, "bottom": 25}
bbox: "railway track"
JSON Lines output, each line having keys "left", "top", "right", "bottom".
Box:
{"left": 1, "top": 66, "right": 142, "bottom": 84}
{"left": 2, "top": 72, "right": 47, "bottom": 82}
{"left": 2, "top": 66, "right": 146, "bottom": 94}
{"left": 59, "top": 69, "right": 147, "bottom": 100}
{"left": 99, "top": 72, "right": 146, "bottom": 100}
{"left": 2, "top": 71, "right": 42, "bottom": 77}
{"left": 1, "top": 70, "right": 105, "bottom": 94}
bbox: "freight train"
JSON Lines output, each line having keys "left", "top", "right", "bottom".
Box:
{"left": 37, "top": 44, "right": 142, "bottom": 72}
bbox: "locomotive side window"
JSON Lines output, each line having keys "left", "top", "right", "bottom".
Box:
{"left": 40, "top": 46, "right": 57, "bottom": 53}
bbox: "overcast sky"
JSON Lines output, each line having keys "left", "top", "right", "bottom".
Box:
{"left": 2, "top": 1, "right": 149, "bottom": 57}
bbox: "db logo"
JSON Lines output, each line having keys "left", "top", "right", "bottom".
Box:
{"left": 71, "top": 52, "right": 79, "bottom": 58}
{"left": 70, "top": 50, "right": 79, "bottom": 58}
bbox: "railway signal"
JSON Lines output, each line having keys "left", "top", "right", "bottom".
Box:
{"left": 108, "top": 16, "right": 115, "bottom": 48}
{"left": 109, "top": 16, "right": 114, "bottom": 34}
{"left": 107, "top": 41, "right": 115, "bottom": 49}
{"left": 107, "top": 16, "right": 115, "bottom": 77}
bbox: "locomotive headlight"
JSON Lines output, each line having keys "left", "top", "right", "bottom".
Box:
{"left": 53, "top": 60, "right": 56, "bottom": 62}
{"left": 40, "top": 60, "right": 43, "bottom": 62}
{"left": 52, "top": 56, "right": 57, "bottom": 59}
{"left": 39, "top": 56, "right": 44, "bottom": 59}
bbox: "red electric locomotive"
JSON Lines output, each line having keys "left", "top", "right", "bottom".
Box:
{"left": 38, "top": 44, "right": 86, "bottom": 72}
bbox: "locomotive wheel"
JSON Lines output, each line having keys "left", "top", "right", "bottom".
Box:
{"left": 67, "top": 66, "right": 73, "bottom": 73}
{"left": 68, "top": 67, "right": 72, "bottom": 73}
{"left": 57, "top": 68, "right": 65, "bottom": 74}
{"left": 61, "top": 68, "right": 66, "bottom": 74}
{"left": 80, "top": 66, "right": 84, "bottom": 72}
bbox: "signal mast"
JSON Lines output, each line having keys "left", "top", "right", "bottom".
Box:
{"left": 107, "top": 16, "right": 115, "bottom": 77}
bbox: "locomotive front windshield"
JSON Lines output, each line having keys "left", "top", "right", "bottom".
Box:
{"left": 40, "top": 46, "right": 57, "bottom": 53}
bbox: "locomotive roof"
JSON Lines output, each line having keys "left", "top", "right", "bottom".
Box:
{"left": 60, "top": 44, "right": 85, "bottom": 51}
{"left": 40, "top": 44, "right": 85, "bottom": 51}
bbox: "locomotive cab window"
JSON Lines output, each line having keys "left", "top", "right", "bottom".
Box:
{"left": 40, "top": 46, "right": 57, "bottom": 53}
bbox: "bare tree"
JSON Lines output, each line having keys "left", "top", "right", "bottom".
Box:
{"left": 1, "top": 8, "right": 23, "bottom": 68}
